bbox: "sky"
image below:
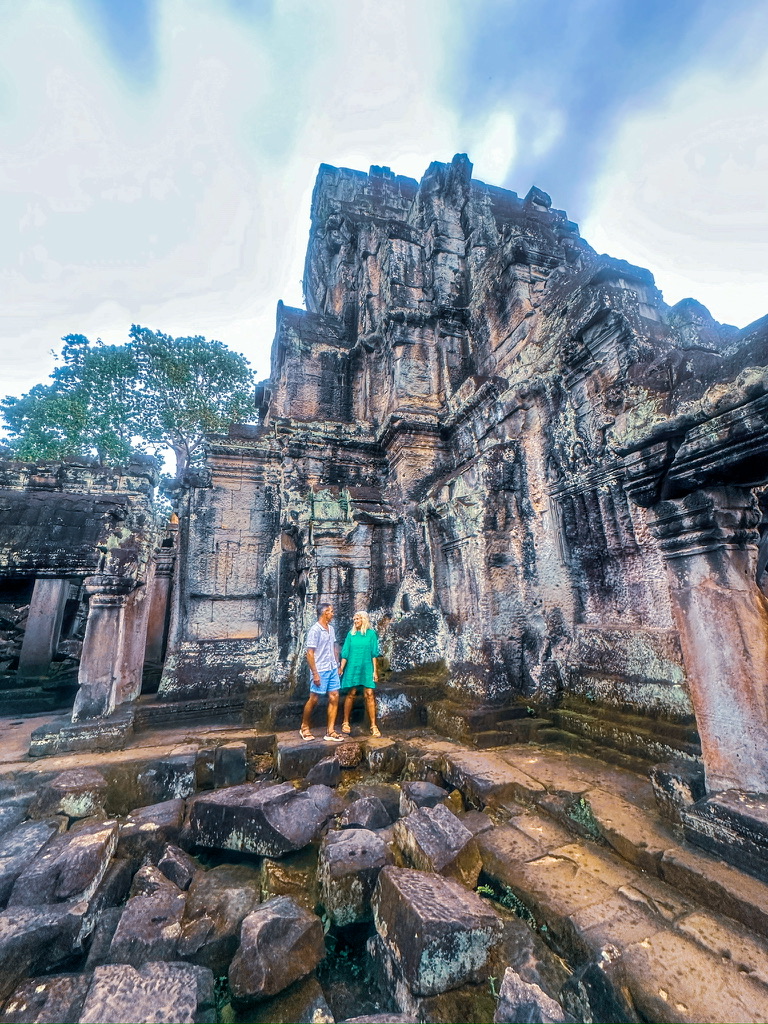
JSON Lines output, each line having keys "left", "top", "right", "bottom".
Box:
{"left": 1, "top": 0, "right": 767, "bottom": 400}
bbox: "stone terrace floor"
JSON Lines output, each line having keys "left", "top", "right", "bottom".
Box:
{"left": 1, "top": 713, "right": 768, "bottom": 1022}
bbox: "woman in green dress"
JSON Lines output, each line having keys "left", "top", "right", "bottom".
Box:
{"left": 339, "top": 610, "right": 381, "bottom": 736}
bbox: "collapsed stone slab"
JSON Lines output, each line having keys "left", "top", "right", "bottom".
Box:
{"left": 372, "top": 865, "right": 503, "bottom": 996}
{"left": 493, "top": 967, "right": 574, "bottom": 1023}
{"left": 0, "top": 904, "right": 84, "bottom": 1001}
{"left": 340, "top": 795, "right": 392, "bottom": 831}
{"left": 28, "top": 769, "right": 108, "bottom": 821}
{"left": 107, "top": 872, "right": 186, "bottom": 968}
{"left": 158, "top": 844, "right": 199, "bottom": 890}
{"left": 228, "top": 895, "right": 325, "bottom": 1002}
{"left": 189, "top": 782, "right": 332, "bottom": 856}
{"left": 178, "top": 863, "right": 261, "bottom": 975}
{"left": 0, "top": 819, "right": 61, "bottom": 908}
{"left": 393, "top": 803, "right": 482, "bottom": 888}
{"left": 318, "top": 828, "right": 393, "bottom": 926}
{"left": 78, "top": 961, "right": 216, "bottom": 1023}
{"left": 8, "top": 818, "right": 118, "bottom": 907}
{"left": 261, "top": 848, "right": 318, "bottom": 912}
{"left": 1, "top": 973, "right": 90, "bottom": 1024}
{"left": 242, "top": 976, "right": 334, "bottom": 1024}
{"left": 116, "top": 798, "right": 185, "bottom": 867}
{"left": 398, "top": 780, "right": 448, "bottom": 816}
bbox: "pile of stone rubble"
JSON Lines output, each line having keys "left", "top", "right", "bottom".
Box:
{"left": 1, "top": 730, "right": 768, "bottom": 1023}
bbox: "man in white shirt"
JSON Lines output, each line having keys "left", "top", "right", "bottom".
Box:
{"left": 300, "top": 602, "right": 343, "bottom": 741}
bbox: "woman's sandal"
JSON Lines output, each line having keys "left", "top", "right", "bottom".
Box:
{"left": 370, "top": 726, "right": 381, "bottom": 738}
{"left": 299, "top": 726, "right": 313, "bottom": 741}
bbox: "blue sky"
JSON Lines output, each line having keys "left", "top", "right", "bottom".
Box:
{"left": 1, "top": 0, "right": 767, "bottom": 398}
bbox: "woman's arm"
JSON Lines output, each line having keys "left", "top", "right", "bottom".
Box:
{"left": 339, "top": 658, "right": 347, "bottom": 677}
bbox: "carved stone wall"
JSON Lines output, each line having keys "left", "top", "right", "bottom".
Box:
{"left": 167, "top": 156, "right": 768, "bottom": 784}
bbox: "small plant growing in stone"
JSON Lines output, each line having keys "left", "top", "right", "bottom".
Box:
{"left": 566, "top": 796, "right": 603, "bottom": 841}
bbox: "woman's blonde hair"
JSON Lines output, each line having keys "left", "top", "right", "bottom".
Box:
{"left": 351, "top": 610, "right": 371, "bottom": 634}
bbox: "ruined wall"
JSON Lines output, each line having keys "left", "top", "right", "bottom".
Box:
{"left": 0, "top": 454, "right": 159, "bottom": 710}
{"left": 166, "top": 156, "right": 768, "bottom": 745}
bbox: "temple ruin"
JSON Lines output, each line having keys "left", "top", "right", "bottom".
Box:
{"left": 1, "top": 154, "right": 768, "bottom": 1022}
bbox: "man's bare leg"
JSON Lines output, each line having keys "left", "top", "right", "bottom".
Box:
{"left": 327, "top": 691, "right": 340, "bottom": 736}
{"left": 301, "top": 693, "right": 318, "bottom": 734}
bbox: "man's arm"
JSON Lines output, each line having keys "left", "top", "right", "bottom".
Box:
{"left": 306, "top": 647, "right": 320, "bottom": 684}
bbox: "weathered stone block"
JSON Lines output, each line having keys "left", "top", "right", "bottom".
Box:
{"left": 0, "top": 973, "right": 90, "bottom": 1024}
{"left": 190, "top": 781, "right": 331, "bottom": 856}
{"left": 158, "top": 844, "right": 199, "bottom": 891}
{"left": 116, "top": 798, "right": 186, "bottom": 866}
{"left": 398, "top": 780, "right": 449, "bottom": 816}
{"left": 261, "top": 847, "right": 318, "bottom": 912}
{"left": 107, "top": 876, "right": 187, "bottom": 967}
{"left": 27, "top": 768, "right": 107, "bottom": 821}
{"left": 494, "top": 968, "right": 574, "bottom": 1023}
{"left": 372, "top": 866, "right": 503, "bottom": 996}
{"left": 318, "top": 827, "right": 393, "bottom": 926}
{"left": 276, "top": 737, "right": 332, "bottom": 780}
{"left": 244, "top": 975, "right": 334, "bottom": 1024}
{"left": 228, "top": 896, "right": 325, "bottom": 1001}
{"left": 348, "top": 783, "right": 402, "bottom": 822}
{"left": 213, "top": 741, "right": 247, "bottom": 788}
{"left": 28, "top": 708, "right": 135, "bottom": 758}
{"left": 341, "top": 795, "right": 392, "bottom": 830}
{"left": 78, "top": 961, "right": 216, "bottom": 1023}
{"left": 178, "top": 863, "right": 261, "bottom": 975}
{"left": 364, "top": 739, "right": 407, "bottom": 777}
{"left": 304, "top": 755, "right": 342, "bottom": 787}
{"left": 0, "top": 905, "right": 84, "bottom": 1001}
{"left": 394, "top": 803, "right": 482, "bottom": 888}
{"left": 8, "top": 818, "right": 118, "bottom": 907}
{"left": 0, "top": 819, "right": 61, "bottom": 908}
{"left": 649, "top": 760, "right": 706, "bottom": 825}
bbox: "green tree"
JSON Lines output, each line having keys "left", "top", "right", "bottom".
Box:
{"left": 1, "top": 328, "right": 255, "bottom": 477}
{"left": 129, "top": 326, "right": 255, "bottom": 478}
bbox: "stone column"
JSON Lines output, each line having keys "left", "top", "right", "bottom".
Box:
{"left": 143, "top": 547, "right": 176, "bottom": 666}
{"left": 114, "top": 583, "right": 151, "bottom": 705}
{"left": 18, "top": 578, "right": 70, "bottom": 678}
{"left": 649, "top": 486, "right": 768, "bottom": 794}
{"left": 72, "top": 575, "right": 132, "bottom": 722}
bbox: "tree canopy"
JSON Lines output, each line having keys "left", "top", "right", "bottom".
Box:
{"left": 1, "top": 328, "right": 256, "bottom": 478}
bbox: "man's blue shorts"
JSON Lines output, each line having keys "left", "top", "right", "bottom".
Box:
{"left": 310, "top": 668, "right": 341, "bottom": 695}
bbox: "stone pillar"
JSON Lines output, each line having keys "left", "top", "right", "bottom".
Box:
{"left": 143, "top": 547, "right": 176, "bottom": 666}
{"left": 649, "top": 486, "right": 768, "bottom": 794}
{"left": 72, "top": 575, "right": 132, "bottom": 722}
{"left": 18, "top": 578, "right": 70, "bottom": 678}
{"left": 114, "top": 584, "right": 152, "bottom": 705}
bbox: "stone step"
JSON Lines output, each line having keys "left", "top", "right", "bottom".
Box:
{"left": 549, "top": 706, "right": 701, "bottom": 763}
{"left": 428, "top": 699, "right": 534, "bottom": 743}
{"left": 536, "top": 725, "right": 665, "bottom": 776}
{"left": 473, "top": 719, "right": 550, "bottom": 749}
{"left": 475, "top": 815, "right": 768, "bottom": 1023}
{"left": 133, "top": 695, "right": 244, "bottom": 730}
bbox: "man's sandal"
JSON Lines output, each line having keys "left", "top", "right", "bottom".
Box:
{"left": 341, "top": 722, "right": 351, "bottom": 734}
{"left": 324, "top": 732, "right": 344, "bottom": 742}
{"left": 299, "top": 726, "right": 313, "bottom": 741}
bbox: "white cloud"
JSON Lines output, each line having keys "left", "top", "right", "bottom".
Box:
{"left": 0, "top": 0, "right": 463, "bottom": 397}
{"left": 583, "top": 54, "right": 768, "bottom": 328}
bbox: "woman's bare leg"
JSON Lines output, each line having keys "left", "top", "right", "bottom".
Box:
{"left": 364, "top": 688, "right": 378, "bottom": 733}
{"left": 343, "top": 689, "right": 356, "bottom": 730}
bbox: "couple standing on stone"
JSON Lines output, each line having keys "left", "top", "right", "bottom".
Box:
{"left": 299, "top": 602, "right": 381, "bottom": 742}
